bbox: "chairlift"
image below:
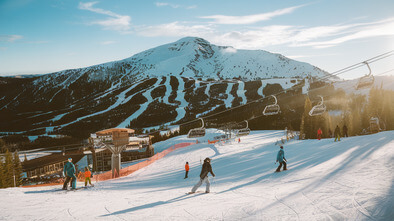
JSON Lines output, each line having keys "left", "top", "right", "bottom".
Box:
{"left": 356, "top": 61, "right": 374, "bottom": 90}
{"left": 187, "top": 118, "right": 206, "bottom": 138}
{"left": 263, "top": 95, "right": 280, "bottom": 116}
{"left": 236, "top": 120, "right": 250, "bottom": 136}
{"left": 309, "top": 95, "right": 326, "bottom": 116}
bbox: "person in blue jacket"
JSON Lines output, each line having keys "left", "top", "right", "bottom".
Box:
{"left": 276, "top": 146, "right": 287, "bottom": 172}
{"left": 62, "top": 158, "right": 77, "bottom": 190}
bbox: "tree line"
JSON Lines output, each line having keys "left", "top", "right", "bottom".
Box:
{"left": 300, "top": 85, "right": 394, "bottom": 139}
{"left": 0, "top": 149, "right": 23, "bottom": 189}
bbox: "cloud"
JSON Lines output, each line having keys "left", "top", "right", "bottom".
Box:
{"left": 100, "top": 41, "right": 116, "bottom": 45}
{"left": 135, "top": 22, "right": 214, "bottom": 37}
{"left": 155, "top": 2, "right": 196, "bottom": 9}
{"left": 200, "top": 5, "right": 304, "bottom": 25}
{"left": 78, "top": 2, "right": 131, "bottom": 32}
{"left": 0, "top": 35, "right": 23, "bottom": 42}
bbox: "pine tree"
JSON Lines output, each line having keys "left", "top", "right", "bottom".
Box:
{"left": 13, "top": 151, "right": 23, "bottom": 186}
{"left": 4, "top": 150, "right": 14, "bottom": 187}
{"left": 0, "top": 157, "right": 4, "bottom": 188}
{"left": 300, "top": 96, "right": 313, "bottom": 139}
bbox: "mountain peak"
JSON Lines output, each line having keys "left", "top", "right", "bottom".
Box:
{"left": 175, "top": 36, "right": 210, "bottom": 45}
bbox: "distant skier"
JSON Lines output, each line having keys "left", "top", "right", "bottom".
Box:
{"left": 328, "top": 128, "right": 333, "bottom": 138}
{"left": 317, "top": 128, "right": 322, "bottom": 140}
{"left": 184, "top": 162, "right": 189, "bottom": 179}
{"left": 84, "top": 167, "right": 94, "bottom": 187}
{"left": 275, "top": 146, "right": 287, "bottom": 172}
{"left": 238, "top": 138, "right": 241, "bottom": 143}
{"left": 62, "top": 158, "right": 76, "bottom": 190}
{"left": 343, "top": 125, "right": 348, "bottom": 137}
{"left": 334, "top": 125, "right": 341, "bottom": 142}
{"left": 190, "top": 157, "right": 215, "bottom": 193}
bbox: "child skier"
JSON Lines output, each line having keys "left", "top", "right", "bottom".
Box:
{"left": 184, "top": 162, "right": 189, "bottom": 179}
{"left": 62, "top": 158, "right": 76, "bottom": 190}
{"left": 190, "top": 158, "right": 215, "bottom": 193}
{"left": 276, "top": 146, "right": 287, "bottom": 172}
{"left": 317, "top": 128, "right": 322, "bottom": 140}
{"left": 84, "top": 167, "right": 94, "bottom": 187}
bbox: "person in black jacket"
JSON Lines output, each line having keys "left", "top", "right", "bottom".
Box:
{"left": 190, "top": 157, "right": 215, "bottom": 193}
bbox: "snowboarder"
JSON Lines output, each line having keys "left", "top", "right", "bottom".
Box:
{"left": 62, "top": 158, "right": 76, "bottom": 190}
{"left": 84, "top": 167, "right": 94, "bottom": 187}
{"left": 343, "top": 125, "right": 348, "bottom": 137}
{"left": 334, "top": 125, "right": 341, "bottom": 142}
{"left": 317, "top": 128, "right": 322, "bottom": 140}
{"left": 184, "top": 162, "right": 189, "bottom": 179}
{"left": 190, "top": 157, "right": 215, "bottom": 193}
{"left": 276, "top": 146, "right": 287, "bottom": 172}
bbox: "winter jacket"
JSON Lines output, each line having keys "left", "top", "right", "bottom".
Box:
{"left": 84, "top": 171, "right": 91, "bottom": 178}
{"left": 63, "top": 162, "right": 76, "bottom": 178}
{"left": 334, "top": 126, "right": 340, "bottom": 136}
{"left": 317, "top": 129, "right": 322, "bottom": 135}
{"left": 185, "top": 164, "right": 189, "bottom": 172}
{"left": 276, "top": 149, "right": 286, "bottom": 163}
{"left": 199, "top": 161, "right": 215, "bottom": 179}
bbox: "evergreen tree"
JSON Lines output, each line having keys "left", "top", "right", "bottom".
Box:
{"left": 13, "top": 151, "right": 23, "bottom": 186}
{"left": 4, "top": 150, "right": 14, "bottom": 187}
{"left": 300, "top": 96, "right": 313, "bottom": 139}
{"left": 0, "top": 157, "right": 4, "bottom": 188}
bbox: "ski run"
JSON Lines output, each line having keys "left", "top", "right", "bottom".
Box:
{"left": 1, "top": 129, "right": 393, "bottom": 220}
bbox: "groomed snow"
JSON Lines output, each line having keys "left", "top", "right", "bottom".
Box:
{"left": 1, "top": 130, "right": 393, "bottom": 220}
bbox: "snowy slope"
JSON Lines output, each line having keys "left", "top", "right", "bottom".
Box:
{"left": 1, "top": 130, "right": 393, "bottom": 220}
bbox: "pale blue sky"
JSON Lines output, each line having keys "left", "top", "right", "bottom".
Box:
{"left": 1, "top": 0, "right": 393, "bottom": 79}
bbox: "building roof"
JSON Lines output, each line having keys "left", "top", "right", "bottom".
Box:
{"left": 22, "top": 153, "right": 84, "bottom": 172}
{"left": 96, "top": 128, "right": 135, "bottom": 136}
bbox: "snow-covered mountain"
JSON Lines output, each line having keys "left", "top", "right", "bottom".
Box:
{"left": 0, "top": 37, "right": 334, "bottom": 137}
{"left": 33, "top": 37, "right": 330, "bottom": 87}
{"left": 2, "top": 130, "right": 393, "bottom": 220}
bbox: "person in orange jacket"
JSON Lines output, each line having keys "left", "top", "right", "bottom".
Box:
{"left": 317, "top": 128, "right": 322, "bottom": 140}
{"left": 84, "top": 167, "right": 94, "bottom": 187}
{"left": 184, "top": 162, "right": 189, "bottom": 179}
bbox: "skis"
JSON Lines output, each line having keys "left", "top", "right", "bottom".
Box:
{"left": 186, "top": 191, "right": 210, "bottom": 195}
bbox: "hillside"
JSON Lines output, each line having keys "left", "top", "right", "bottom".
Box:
{"left": 0, "top": 37, "right": 334, "bottom": 139}
{"left": 1, "top": 130, "right": 393, "bottom": 220}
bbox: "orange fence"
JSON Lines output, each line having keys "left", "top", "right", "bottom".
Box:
{"left": 23, "top": 142, "right": 196, "bottom": 188}
{"left": 92, "top": 142, "right": 195, "bottom": 182}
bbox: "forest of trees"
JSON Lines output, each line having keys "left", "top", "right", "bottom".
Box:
{"left": 300, "top": 86, "right": 394, "bottom": 139}
{"left": 0, "top": 148, "right": 23, "bottom": 189}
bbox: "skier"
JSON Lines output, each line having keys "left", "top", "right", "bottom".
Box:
{"left": 317, "top": 128, "right": 322, "bottom": 140}
{"left": 343, "top": 125, "right": 348, "bottom": 137}
{"left": 334, "top": 125, "right": 341, "bottom": 142}
{"left": 275, "top": 146, "right": 287, "bottom": 172}
{"left": 84, "top": 167, "right": 94, "bottom": 187}
{"left": 190, "top": 157, "right": 215, "bottom": 193}
{"left": 62, "top": 158, "right": 76, "bottom": 190}
{"left": 328, "top": 129, "right": 333, "bottom": 138}
{"left": 184, "top": 162, "right": 189, "bottom": 179}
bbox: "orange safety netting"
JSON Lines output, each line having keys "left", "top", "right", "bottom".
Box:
{"left": 23, "top": 142, "right": 196, "bottom": 188}
{"left": 92, "top": 142, "right": 195, "bottom": 182}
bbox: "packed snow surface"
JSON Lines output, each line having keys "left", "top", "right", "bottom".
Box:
{"left": 1, "top": 130, "right": 393, "bottom": 220}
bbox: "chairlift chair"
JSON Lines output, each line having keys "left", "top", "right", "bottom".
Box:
{"left": 263, "top": 95, "right": 280, "bottom": 116}
{"left": 356, "top": 61, "right": 374, "bottom": 90}
{"left": 187, "top": 118, "right": 206, "bottom": 138}
{"left": 309, "top": 95, "right": 326, "bottom": 116}
{"left": 236, "top": 120, "right": 250, "bottom": 136}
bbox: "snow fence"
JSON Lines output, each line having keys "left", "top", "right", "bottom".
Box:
{"left": 93, "top": 142, "right": 196, "bottom": 182}
{"left": 23, "top": 142, "right": 196, "bottom": 188}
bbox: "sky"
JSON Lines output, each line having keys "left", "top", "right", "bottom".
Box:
{"left": 0, "top": 0, "right": 394, "bottom": 79}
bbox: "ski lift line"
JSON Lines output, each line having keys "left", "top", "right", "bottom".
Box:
{"left": 330, "top": 50, "right": 393, "bottom": 75}
{"left": 154, "top": 52, "right": 394, "bottom": 134}
{"left": 331, "top": 52, "right": 394, "bottom": 77}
